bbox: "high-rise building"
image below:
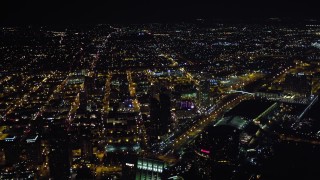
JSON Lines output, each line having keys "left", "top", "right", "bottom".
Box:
{"left": 80, "top": 134, "right": 93, "bottom": 160}
{"left": 149, "top": 96, "right": 160, "bottom": 142}
{"left": 122, "top": 156, "right": 167, "bottom": 180}
{"left": 136, "top": 158, "right": 167, "bottom": 180}
{"left": 79, "top": 91, "right": 88, "bottom": 111}
{"left": 84, "top": 76, "right": 94, "bottom": 97}
{"left": 193, "top": 124, "right": 241, "bottom": 179}
{"left": 159, "top": 91, "right": 171, "bottom": 135}
{"left": 3, "top": 135, "right": 20, "bottom": 165}
{"left": 283, "top": 73, "right": 312, "bottom": 97}
{"left": 198, "top": 80, "right": 211, "bottom": 108}
{"left": 121, "top": 154, "right": 137, "bottom": 180}
{"left": 148, "top": 86, "right": 171, "bottom": 142}
{"left": 25, "top": 135, "right": 42, "bottom": 164}
{"left": 48, "top": 124, "right": 71, "bottom": 180}
{"left": 79, "top": 76, "right": 94, "bottom": 111}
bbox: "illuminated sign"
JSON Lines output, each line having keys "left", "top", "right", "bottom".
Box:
{"left": 26, "top": 135, "right": 38, "bottom": 143}
{"left": 126, "top": 163, "right": 134, "bottom": 167}
{"left": 5, "top": 136, "right": 16, "bottom": 142}
{"left": 200, "top": 149, "right": 210, "bottom": 154}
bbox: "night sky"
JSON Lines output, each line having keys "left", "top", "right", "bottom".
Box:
{"left": 1, "top": 0, "right": 320, "bottom": 25}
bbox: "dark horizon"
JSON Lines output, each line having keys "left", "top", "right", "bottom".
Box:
{"left": 2, "top": 2, "right": 320, "bottom": 179}
{"left": 2, "top": 1, "right": 320, "bottom": 25}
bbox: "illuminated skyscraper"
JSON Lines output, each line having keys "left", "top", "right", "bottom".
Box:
{"left": 136, "top": 158, "right": 167, "bottom": 180}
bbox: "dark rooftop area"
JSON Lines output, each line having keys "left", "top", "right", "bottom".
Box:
{"left": 224, "top": 100, "right": 274, "bottom": 119}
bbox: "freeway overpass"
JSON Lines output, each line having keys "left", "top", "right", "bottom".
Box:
{"left": 158, "top": 93, "right": 253, "bottom": 157}
{"left": 229, "top": 90, "right": 255, "bottom": 95}
{"left": 298, "top": 95, "right": 319, "bottom": 120}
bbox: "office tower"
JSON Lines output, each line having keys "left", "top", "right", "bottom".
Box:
{"left": 81, "top": 134, "right": 93, "bottom": 160}
{"left": 121, "top": 154, "right": 137, "bottom": 180}
{"left": 136, "top": 158, "right": 167, "bottom": 180}
{"left": 199, "top": 80, "right": 211, "bottom": 107}
{"left": 3, "top": 135, "right": 20, "bottom": 165}
{"left": 149, "top": 97, "right": 160, "bottom": 142}
{"left": 48, "top": 124, "right": 71, "bottom": 180}
{"left": 283, "top": 73, "right": 312, "bottom": 97}
{"left": 25, "top": 135, "right": 42, "bottom": 164}
{"left": 159, "top": 90, "right": 171, "bottom": 136}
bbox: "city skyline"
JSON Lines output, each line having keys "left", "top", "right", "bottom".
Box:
{"left": 1, "top": 1, "right": 320, "bottom": 180}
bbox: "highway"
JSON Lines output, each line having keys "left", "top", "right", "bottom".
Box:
{"left": 102, "top": 72, "right": 112, "bottom": 114}
{"left": 157, "top": 64, "right": 295, "bottom": 159}
{"left": 279, "top": 134, "right": 320, "bottom": 145}
{"left": 158, "top": 93, "right": 252, "bottom": 156}
{"left": 126, "top": 70, "right": 149, "bottom": 148}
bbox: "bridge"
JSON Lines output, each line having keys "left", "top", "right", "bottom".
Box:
{"left": 229, "top": 90, "right": 255, "bottom": 95}
{"left": 298, "top": 95, "right": 318, "bottom": 120}
{"left": 253, "top": 102, "right": 279, "bottom": 124}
